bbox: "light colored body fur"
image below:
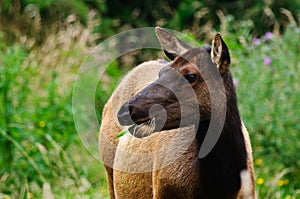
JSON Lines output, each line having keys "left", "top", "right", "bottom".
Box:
{"left": 99, "top": 60, "right": 255, "bottom": 199}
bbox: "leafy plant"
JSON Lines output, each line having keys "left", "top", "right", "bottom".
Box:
{"left": 232, "top": 25, "right": 300, "bottom": 198}
{"left": 0, "top": 1, "right": 299, "bottom": 198}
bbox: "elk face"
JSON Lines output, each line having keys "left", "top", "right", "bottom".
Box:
{"left": 117, "top": 27, "right": 230, "bottom": 138}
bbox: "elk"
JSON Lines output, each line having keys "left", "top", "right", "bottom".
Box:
{"left": 99, "top": 27, "right": 256, "bottom": 199}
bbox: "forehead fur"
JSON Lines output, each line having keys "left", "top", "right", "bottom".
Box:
{"left": 173, "top": 48, "right": 214, "bottom": 70}
{"left": 181, "top": 48, "right": 209, "bottom": 59}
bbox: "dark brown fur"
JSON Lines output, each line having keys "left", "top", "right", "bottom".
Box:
{"left": 195, "top": 71, "right": 248, "bottom": 198}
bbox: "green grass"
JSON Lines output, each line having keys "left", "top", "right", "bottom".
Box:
{"left": 234, "top": 26, "right": 300, "bottom": 198}
{"left": 0, "top": 14, "right": 299, "bottom": 199}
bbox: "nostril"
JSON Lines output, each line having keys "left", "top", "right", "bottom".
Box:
{"left": 128, "top": 103, "right": 133, "bottom": 114}
{"left": 117, "top": 102, "right": 134, "bottom": 125}
{"left": 118, "top": 102, "right": 129, "bottom": 117}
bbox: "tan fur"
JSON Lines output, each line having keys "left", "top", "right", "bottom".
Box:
{"left": 99, "top": 60, "right": 255, "bottom": 198}
{"left": 237, "top": 123, "right": 256, "bottom": 199}
{"left": 99, "top": 60, "right": 165, "bottom": 199}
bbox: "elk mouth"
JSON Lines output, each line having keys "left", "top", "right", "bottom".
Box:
{"left": 127, "top": 117, "right": 156, "bottom": 138}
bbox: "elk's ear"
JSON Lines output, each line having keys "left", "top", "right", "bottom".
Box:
{"left": 155, "top": 26, "right": 191, "bottom": 60}
{"left": 211, "top": 33, "right": 231, "bottom": 75}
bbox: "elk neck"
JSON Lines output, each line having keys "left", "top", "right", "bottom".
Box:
{"left": 195, "top": 71, "right": 248, "bottom": 199}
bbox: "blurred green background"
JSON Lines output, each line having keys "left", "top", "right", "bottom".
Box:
{"left": 0, "top": 0, "right": 299, "bottom": 198}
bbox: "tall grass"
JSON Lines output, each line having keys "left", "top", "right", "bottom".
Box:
{"left": 235, "top": 25, "right": 300, "bottom": 198}
{"left": 0, "top": 12, "right": 109, "bottom": 198}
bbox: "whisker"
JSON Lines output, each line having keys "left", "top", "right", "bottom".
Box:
{"left": 133, "top": 124, "right": 138, "bottom": 137}
{"left": 128, "top": 118, "right": 157, "bottom": 138}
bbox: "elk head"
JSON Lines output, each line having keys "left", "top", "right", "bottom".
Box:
{"left": 117, "top": 27, "right": 231, "bottom": 138}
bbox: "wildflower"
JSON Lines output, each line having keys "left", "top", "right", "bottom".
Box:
{"left": 28, "top": 192, "right": 34, "bottom": 199}
{"left": 285, "top": 195, "right": 292, "bottom": 199}
{"left": 3, "top": 195, "right": 11, "bottom": 199}
{"left": 264, "top": 32, "right": 273, "bottom": 40}
{"left": 257, "top": 178, "right": 264, "bottom": 185}
{"left": 264, "top": 57, "right": 272, "bottom": 66}
{"left": 39, "top": 120, "right": 46, "bottom": 128}
{"left": 233, "top": 78, "right": 240, "bottom": 87}
{"left": 283, "top": 179, "right": 289, "bottom": 185}
{"left": 254, "top": 158, "right": 263, "bottom": 166}
{"left": 278, "top": 180, "right": 285, "bottom": 187}
{"left": 252, "top": 37, "right": 261, "bottom": 45}
{"left": 278, "top": 179, "right": 289, "bottom": 187}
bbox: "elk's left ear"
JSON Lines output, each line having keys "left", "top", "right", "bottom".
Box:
{"left": 211, "top": 33, "right": 231, "bottom": 75}
{"left": 155, "top": 26, "right": 192, "bottom": 60}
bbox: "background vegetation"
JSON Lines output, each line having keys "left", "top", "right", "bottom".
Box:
{"left": 0, "top": 0, "right": 299, "bottom": 198}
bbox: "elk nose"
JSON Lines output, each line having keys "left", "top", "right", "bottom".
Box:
{"left": 117, "top": 102, "right": 134, "bottom": 126}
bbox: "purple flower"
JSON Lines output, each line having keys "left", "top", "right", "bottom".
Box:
{"left": 233, "top": 78, "right": 240, "bottom": 87}
{"left": 252, "top": 37, "right": 261, "bottom": 45}
{"left": 264, "top": 57, "right": 272, "bottom": 65}
{"left": 264, "top": 32, "right": 273, "bottom": 40}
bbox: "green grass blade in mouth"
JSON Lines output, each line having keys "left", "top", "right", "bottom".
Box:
{"left": 116, "top": 124, "right": 138, "bottom": 138}
{"left": 116, "top": 129, "right": 128, "bottom": 138}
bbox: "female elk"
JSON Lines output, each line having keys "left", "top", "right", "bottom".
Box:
{"left": 100, "top": 27, "right": 255, "bottom": 199}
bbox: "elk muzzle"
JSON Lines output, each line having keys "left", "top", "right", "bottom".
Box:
{"left": 117, "top": 82, "right": 179, "bottom": 132}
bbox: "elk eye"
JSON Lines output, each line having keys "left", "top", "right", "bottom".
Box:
{"left": 184, "top": 74, "right": 197, "bottom": 83}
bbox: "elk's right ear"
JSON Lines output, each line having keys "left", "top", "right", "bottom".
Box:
{"left": 211, "top": 33, "right": 231, "bottom": 75}
{"left": 155, "top": 27, "right": 191, "bottom": 60}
